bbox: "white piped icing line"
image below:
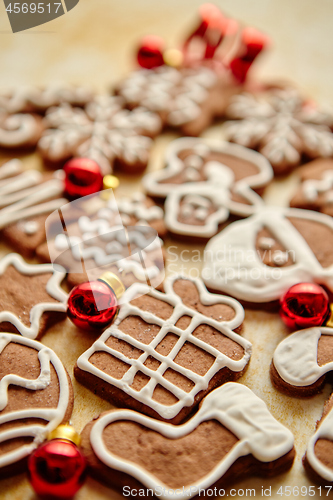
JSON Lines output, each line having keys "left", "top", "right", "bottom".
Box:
{"left": 144, "top": 138, "right": 273, "bottom": 238}
{"left": 0, "top": 160, "right": 66, "bottom": 230}
{"left": 273, "top": 327, "right": 333, "bottom": 387}
{"left": 0, "top": 253, "right": 67, "bottom": 340}
{"left": 302, "top": 169, "right": 333, "bottom": 202}
{"left": 89, "top": 382, "right": 294, "bottom": 499}
{"left": 77, "top": 274, "right": 251, "bottom": 420}
{"left": 306, "top": 399, "right": 333, "bottom": 482}
{"left": 0, "top": 113, "right": 41, "bottom": 148}
{"left": 0, "top": 333, "right": 70, "bottom": 469}
{"left": 223, "top": 89, "right": 333, "bottom": 171}
{"left": 202, "top": 207, "right": 333, "bottom": 303}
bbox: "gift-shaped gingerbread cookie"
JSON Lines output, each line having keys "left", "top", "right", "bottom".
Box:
{"left": 290, "top": 158, "right": 333, "bottom": 216}
{"left": 144, "top": 138, "right": 272, "bottom": 240}
{"left": 80, "top": 382, "right": 295, "bottom": 498}
{"left": 0, "top": 333, "right": 73, "bottom": 478}
{"left": 202, "top": 207, "right": 333, "bottom": 306}
{"left": 271, "top": 326, "right": 333, "bottom": 485}
{"left": 0, "top": 253, "right": 67, "bottom": 339}
{"left": 75, "top": 275, "right": 251, "bottom": 424}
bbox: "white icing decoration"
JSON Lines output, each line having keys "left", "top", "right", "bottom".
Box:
{"left": 273, "top": 327, "right": 333, "bottom": 387}
{"left": 39, "top": 97, "right": 161, "bottom": 175}
{"left": 202, "top": 207, "right": 333, "bottom": 303}
{"left": 118, "top": 66, "right": 218, "bottom": 128}
{"left": 144, "top": 138, "right": 273, "bottom": 238}
{"left": 0, "top": 113, "right": 41, "bottom": 148}
{"left": 258, "top": 236, "right": 275, "bottom": 250}
{"left": 307, "top": 395, "right": 333, "bottom": 481}
{"left": 89, "top": 382, "right": 294, "bottom": 499}
{"left": 272, "top": 250, "right": 289, "bottom": 266}
{"left": 0, "top": 162, "right": 66, "bottom": 230}
{"left": 77, "top": 275, "right": 251, "bottom": 420}
{"left": 0, "top": 333, "right": 70, "bottom": 469}
{"left": 224, "top": 89, "right": 333, "bottom": 169}
{"left": 0, "top": 253, "right": 67, "bottom": 339}
{"left": 302, "top": 169, "right": 333, "bottom": 202}
{"left": 21, "top": 220, "right": 39, "bottom": 235}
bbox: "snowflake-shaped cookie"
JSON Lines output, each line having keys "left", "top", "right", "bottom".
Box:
{"left": 38, "top": 95, "right": 162, "bottom": 175}
{"left": 116, "top": 65, "right": 240, "bottom": 136}
{"left": 75, "top": 274, "right": 251, "bottom": 424}
{"left": 223, "top": 88, "right": 333, "bottom": 174}
{"left": 144, "top": 137, "right": 272, "bottom": 240}
{"left": 0, "top": 253, "right": 67, "bottom": 339}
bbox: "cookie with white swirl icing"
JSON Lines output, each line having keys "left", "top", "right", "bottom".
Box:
{"left": 74, "top": 275, "right": 251, "bottom": 424}
{"left": 0, "top": 112, "right": 44, "bottom": 149}
{"left": 290, "top": 158, "right": 333, "bottom": 216}
{"left": 0, "top": 333, "right": 73, "bottom": 478}
{"left": 202, "top": 207, "right": 333, "bottom": 306}
{"left": 80, "top": 383, "right": 295, "bottom": 498}
{"left": 144, "top": 138, "right": 273, "bottom": 241}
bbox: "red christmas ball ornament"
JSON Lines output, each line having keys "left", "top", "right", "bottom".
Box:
{"left": 280, "top": 283, "right": 330, "bottom": 330}
{"left": 67, "top": 272, "right": 125, "bottom": 332}
{"left": 64, "top": 158, "right": 103, "bottom": 199}
{"left": 137, "top": 35, "right": 165, "bottom": 69}
{"left": 28, "top": 425, "right": 86, "bottom": 500}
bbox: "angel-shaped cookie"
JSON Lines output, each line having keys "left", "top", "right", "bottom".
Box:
{"left": 202, "top": 207, "right": 333, "bottom": 305}
{"left": 75, "top": 274, "right": 251, "bottom": 424}
{"left": 271, "top": 326, "right": 333, "bottom": 485}
{"left": 0, "top": 333, "right": 73, "bottom": 477}
{"left": 144, "top": 138, "right": 273, "bottom": 240}
{"left": 81, "top": 383, "right": 295, "bottom": 498}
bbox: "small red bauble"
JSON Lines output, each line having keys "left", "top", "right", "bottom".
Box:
{"left": 28, "top": 439, "right": 86, "bottom": 500}
{"left": 137, "top": 35, "right": 165, "bottom": 69}
{"left": 280, "top": 283, "right": 330, "bottom": 330}
{"left": 229, "top": 27, "right": 270, "bottom": 83}
{"left": 67, "top": 280, "right": 118, "bottom": 332}
{"left": 64, "top": 158, "right": 103, "bottom": 199}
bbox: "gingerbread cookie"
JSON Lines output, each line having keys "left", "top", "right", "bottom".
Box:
{"left": 75, "top": 275, "right": 251, "bottom": 424}
{"left": 38, "top": 95, "right": 162, "bottom": 174}
{"left": 202, "top": 207, "right": 333, "bottom": 306}
{"left": 81, "top": 383, "right": 295, "bottom": 497}
{"left": 223, "top": 88, "right": 333, "bottom": 175}
{"left": 144, "top": 138, "right": 273, "bottom": 240}
{"left": 0, "top": 333, "right": 73, "bottom": 478}
{"left": 0, "top": 159, "right": 67, "bottom": 258}
{"left": 290, "top": 158, "right": 333, "bottom": 216}
{"left": 0, "top": 84, "right": 93, "bottom": 114}
{"left": 0, "top": 110, "right": 43, "bottom": 149}
{"left": 37, "top": 192, "right": 165, "bottom": 290}
{"left": 0, "top": 253, "right": 67, "bottom": 339}
{"left": 115, "top": 65, "right": 242, "bottom": 137}
{"left": 271, "top": 326, "right": 333, "bottom": 485}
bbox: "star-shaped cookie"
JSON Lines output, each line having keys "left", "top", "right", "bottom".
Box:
{"left": 0, "top": 253, "right": 67, "bottom": 339}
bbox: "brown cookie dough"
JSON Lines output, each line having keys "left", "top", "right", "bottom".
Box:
{"left": 80, "top": 383, "right": 295, "bottom": 497}
{"left": 75, "top": 275, "right": 251, "bottom": 424}
{"left": 0, "top": 333, "right": 73, "bottom": 478}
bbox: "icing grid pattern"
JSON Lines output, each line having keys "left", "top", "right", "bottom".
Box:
{"left": 89, "top": 383, "right": 294, "bottom": 500}
{"left": 0, "top": 333, "right": 70, "bottom": 468}
{"left": 77, "top": 276, "right": 251, "bottom": 419}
